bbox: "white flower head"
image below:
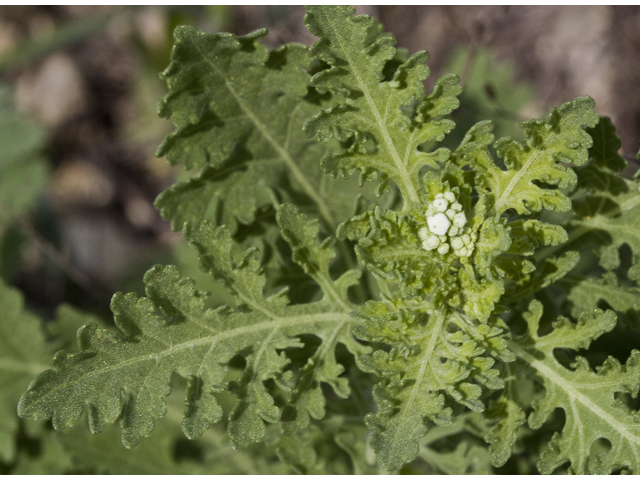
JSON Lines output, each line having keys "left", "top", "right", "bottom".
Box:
{"left": 452, "top": 212, "right": 467, "bottom": 228}
{"left": 422, "top": 190, "right": 476, "bottom": 258}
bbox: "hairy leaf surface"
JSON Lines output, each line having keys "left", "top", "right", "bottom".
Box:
{"left": 304, "top": 5, "right": 461, "bottom": 206}
{"left": 503, "top": 300, "right": 640, "bottom": 474}
{"left": 563, "top": 119, "right": 640, "bottom": 306}
{"left": 18, "top": 217, "right": 360, "bottom": 449}
{"left": 155, "top": 26, "right": 350, "bottom": 237}
{"left": 457, "top": 97, "right": 598, "bottom": 216}
{"left": 354, "top": 299, "right": 514, "bottom": 470}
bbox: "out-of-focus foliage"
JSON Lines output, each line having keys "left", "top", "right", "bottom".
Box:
{"left": 0, "top": 87, "right": 49, "bottom": 278}
{"left": 445, "top": 47, "right": 535, "bottom": 145}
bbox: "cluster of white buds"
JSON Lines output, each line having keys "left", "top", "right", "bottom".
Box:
{"left": 418, "top": 191, "right": 477, "bottom": 257}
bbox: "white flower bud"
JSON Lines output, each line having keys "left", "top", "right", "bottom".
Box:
{"left": 435, "top": 193, "right": 444, "bottom": 199}
{"left": 448, "top": 225, "right": 459, "bottom": 236}
{"left": 462, "top": 234, "right": 471, "bottom": 245}
{"left": 444, "top": 191, "right": 456, "bottom": 203}
{"left": 445, "top": 209, "right": 456, "bottom": 220}
{"left": 451, "top": 202, "right": 463, "bottom": 212}
{"left": 451, "top": 237, "right": 464, "bottom": 250}
{"left": 423, "top": 235, "right": 441, "bottom": 250}
{"left": 452, "top": 212, "right": 467, "bottom": 228}
{"left": 427, "top": 213, "right": 450, "bottom": 236}
{"left": 437, "top": 243, "right": 450, "bottom": 255}
{"left": 433, "top": 198, "right": 448, "bottom": 212}
{"left": 418, "top": 227, "right": 429, "bottom": 241}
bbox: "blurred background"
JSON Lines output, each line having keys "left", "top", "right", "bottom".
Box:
{"left": 0, "top": 5, "right": 639, "bottom": 321}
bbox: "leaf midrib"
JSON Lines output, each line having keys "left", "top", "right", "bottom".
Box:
{"left": 188, "top": 38, "right": 339, "bottom": 234}
{"left": 37, "top": 311, "right": 352, "bottom": 397}
{"left": 322, "top": 8, "right": 420, "bottom": 205}
{"left": 389, "top": 310, "right": 446, "bottom": 457}
{"left": 510, "top": 341, "right": 640, "bottom": 446}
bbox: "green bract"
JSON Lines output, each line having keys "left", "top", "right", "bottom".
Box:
{"left": 13, "top": 5, "right": 640, "bottom": 475}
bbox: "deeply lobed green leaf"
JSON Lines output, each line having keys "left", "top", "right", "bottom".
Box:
{"left": 353, "top": 298, "right": 514, "bottom": 470}
{"left": 155, "top": 26, "right": 346, "bottom": 237}
{"left": 498, "top": 300, "right": 640, "bottom": 473}
{"left": 19, "top": 214, "right": 362, "bottom": 449}
{"left": 304, "top": 5, "right": 461, "bottom": 206}
{"left": 457, "top": 97, "right": 599, "bottom": 216}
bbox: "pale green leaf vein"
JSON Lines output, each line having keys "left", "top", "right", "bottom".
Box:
{"left": 323, "top": 13, "right": 420, "bottom": 204}
{"left": 188, "top": 38, "right": 339, "bottom": 233}
{"left": 510, "top": 341, "right": 640, "bottom": 446}
{"left": 44, "top": 312, "right": 352, "bottom": 396}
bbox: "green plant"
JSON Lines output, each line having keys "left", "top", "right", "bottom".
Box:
{"left": 8, "top": 6, "right": 640, "bottom": 474}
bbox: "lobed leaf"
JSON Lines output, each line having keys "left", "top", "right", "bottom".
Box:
{"left": 567, "top": 273, "right": 640, "bottom": 329}
{"left": 457, "top": 97, "right": 599, "bottom": 216}
{"left": 483, "top": 364, "right": 527, "bottom": 467}
{"left": 155, "top": 26, "right": 343, "bottom": 235}
{"left": 19, "top": 220, "right": 360, "bottom": 448}
{"left": 354, "top": 299, "right": 514, "bottom": 470}
{"left": 304, "top": 5, "right": 461, "bottom": 206}
{"left": 503, "top": 300, "right": 640, "bottom": 473}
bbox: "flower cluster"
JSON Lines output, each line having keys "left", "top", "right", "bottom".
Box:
{"left": 418, "top": 192, "right": 477, "bottom": 257}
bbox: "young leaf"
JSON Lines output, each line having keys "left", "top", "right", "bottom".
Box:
{"left": 483, "top": 363, "right": 527, "bottom": 468}
{"left": 457, "top": 97, "right": 599, "bottom": 216}
{"left": 353, "top": 203, "right": 508, "bottom": 321}
{"left": 354, "top": 299, "right": 514, "bottom": 470}
{"left": 304, "top": 5, "right": 461, "bottom": 206}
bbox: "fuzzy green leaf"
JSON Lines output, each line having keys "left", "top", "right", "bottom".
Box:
{"left": 483, "top": 364, "right": 527, "bottom": 467}
{"left": 506, "top": 300, "right": 640, "bottom": 474}
{"left": 190, "top": 215, "right": 363, "bottom": 434}
{"left": 19, "top": 219, "right": 359, "bottom": 449}
{"left": 354, "top": 299, "right": 514, "bottom": 470}
{"left": 577, "top": 117, "right": 628, "bottom": 191}
{"left": 155, "top": 26, "right": 343, "bottom": 235}
{"left": 571, "top": 178, "right": 640, "bottom": 279}
{"left": 567, "top": 273, "right": 640, "bottom": 329}
{"left": 458, "top": 97, "right": 599, "bottom": 216}
{"left": 304, "top": 5, "right": 460, "bottom": 206}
